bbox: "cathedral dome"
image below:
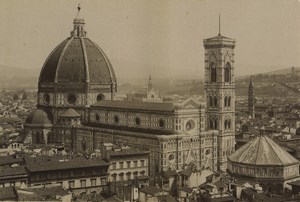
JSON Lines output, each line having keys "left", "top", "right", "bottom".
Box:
{"left": 25, "top": 109, "right": 53, "bottom": 127}
{"left": 38, "top": 6, "right": 116, "bottom": 86}
{"left": 39, "top": 38, "right": 116, "bottom": 84}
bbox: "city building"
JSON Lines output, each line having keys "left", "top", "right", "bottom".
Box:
{"left": 0, "top": 155, "right": 109, "bottom": 196}
{"left": 101, "top": 143, "right": 150, "bottom": 201}
{"left": 228, "top": 134, "right": 300, "bottom": 193}
{"left": 142, "top": 75, "right": 163, "bottom": 103}
{"left": 102, "top": 143, "right": 149, "bottom": 185}
{"left": 139, "top": 186, "right": 170, "bottom": 202}
{"left": 24, "top": 6, "right": 236, "bottom": 178}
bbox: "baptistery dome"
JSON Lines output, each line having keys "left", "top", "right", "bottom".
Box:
{"left": 228, "top": 135, "right": 299, "bottom": 193}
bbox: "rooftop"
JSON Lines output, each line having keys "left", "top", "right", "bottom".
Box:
{"left": 162, "top": 170, "right": 177, "bottom": 179}
{"left": 25, "top": 155, "right": 109, "bottom": 172}
{"left": 107, "top": 148, "right": 150, "bottom": 157}
{"left": 288, "top": 180, "right": 300, "bottom": 187}
{"left": 17, "top": 186, "right": 70, "bottom": 201}
{"left": 85, "top": 122, "right": 175, "bottom": 136}
{"left": 180, "top": 167, "right": 192, "bottom": 176}
{"left": 0, "top": 187, "right": 17, "bottom": 200}
{"left": 0, "top": 165, "right": 27, "bottom": 178}
{"left": 25, "top": 108, "right": 52, "bottom": 126}
{"left": 60, "top": 108, "right": 80, "bottom": 118}
{"left": 157, "top": 194, "right": 177, "bottom": 202}
{"left": 0, "top": 155, "right": 24, "bottom": 166}
{"left": 140, "top": 186, "right": 163, "bottom": 195}
{"left": 92, "top": 100, "right": 175, "bottom": 112}
{"left": 179, "top": 186, "right": 193, "bottom": 193}
{"left": 228, "top": 135, "right": 299, "bottom": 166}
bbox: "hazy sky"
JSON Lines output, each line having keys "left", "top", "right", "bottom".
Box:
{"left": 0, "top": 0, "right": 299, "bottom": 79}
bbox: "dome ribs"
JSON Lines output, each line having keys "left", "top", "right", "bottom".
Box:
{"left": 39, "top": 39, "right": 69, "bottom": 83}
{"left": 228, "top": 135, "right": 299, "bottom": 166}
{"left": 86, "top": 38, "right": 116, "bottom": 84}
{"left": 79, "top": 37, "right": 90, "bottom": 83}
{"left": 57, "top": 38, "right": 86, "bottom": 83}
{"left": 55, "top": 37, "right": 74, "bottom": 83}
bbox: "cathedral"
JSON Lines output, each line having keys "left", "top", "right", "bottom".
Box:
{"left": 24, "top": 6, "right": 236, "bottom": 177}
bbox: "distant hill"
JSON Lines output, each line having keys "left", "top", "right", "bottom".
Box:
{"left": 1, "top": 63, "right": 298, "bottom": 92}
{"left": 237, "top": 66, "right": 299, "bottom": 79}
{"left": 0, "top": 65, "right": 39, "bottom": 89}
{"left": 265, "top": 67, "right": 300, "bottom": 75}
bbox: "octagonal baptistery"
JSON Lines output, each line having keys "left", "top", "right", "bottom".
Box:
{"left": 37, "top": 7, "right": 117, "bottom": 122}
{"left": 228, "top": 135, "right": 300, "bottom": 192}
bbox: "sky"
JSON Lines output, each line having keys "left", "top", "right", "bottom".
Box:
{"left": 0, "top": 0, "right": 299, "bottom": 79}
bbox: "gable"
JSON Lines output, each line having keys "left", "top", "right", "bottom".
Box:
{"left": 177, "top": 98, "right": 200, "bottom": 110}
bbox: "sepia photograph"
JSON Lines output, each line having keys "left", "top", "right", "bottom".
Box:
{"left": 0, "top": 0, "right": 299, "bottom": 201}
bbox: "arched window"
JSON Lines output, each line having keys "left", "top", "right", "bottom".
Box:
{"left": 224, "top": 96, "right": 227, "bottom": 107}
{"left": 96, "top": 94, "right": 105, "bottom": 101}
{"left": 224, "top": 62, "right": 231, "bottom": 83}
{"left": 210, "top": 119, "right": 214, "bottom": 130}
{"left": 95, "top": 114, "right": 100, "bottom": 121}
{"left": 228, "top": 96, "right": 231, "bottom": 107}
{"left": 224, "top": 120, "right": 228, "bottom": 129}
{"left": 210, "top": 62, "right": 217, "bottom": 83}
{"left": 228, "top": 120, "right": 231, "bottom": 129}
{"left": 214, "top": 97, "right": 218, "bottom": 107}
{"left": 214, "top": 120, "right": 218, "bottom": 130}
{"left": 81, "top": 138, "right": 87, "bottom": 151}
{"left": 209, "top": 96, "right": 213, "bottom": 107}
{"left": 36, "top": 132, "right": 40, "bottom": 143}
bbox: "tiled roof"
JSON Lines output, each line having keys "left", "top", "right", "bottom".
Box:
{"left": 0, "top": 156, "right": 24, "bottom": 166}
{"left": 162, "top": 170, "right": 177, "bottom": 178}
{"left": 211, "top": 195, "right": 237, "bottom": 202}
{"left": 85, "top": 123, "right": 175, "bottom": 135}
{"left": 179, "top": 186, "right": 193, "bottom": 193}
{"left": 25, "top": 156, "right": 109, "bottom": 172}
{"left": 213, "top": 181, "right": 226, "bottom": 189}
{"left": 180, "top": 167, "right": 192, "bottom": 176}
{"left": 228, "top": 135, "right": 299, "bottom": 166}
{"left": 157, "top": 194, "right": 177, "bottom": 202}
{"left": 140, "top": 186, "right": 163, "bottom": 195}
{"left": 0, "top": 187, "right": 17, "bottom": 200}
{"left": 60, "top": 108, "right": 80, "bottom": 117}
{"left": 0, "top": 165, "right": 27, "bottom": 177}
{"left": 288, "top": 180, "right": 300, "bottom": 187}
{"left": 17, "top": 187, "right": 70, "bottom": 201}
{"left": 108, "top": 149, "right": 149, "bottom": 157}
{"left": 92, "top": 100, "right": 175, "bottom": 112}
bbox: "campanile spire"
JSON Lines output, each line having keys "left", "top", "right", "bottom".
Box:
{"left": 218, "top": 13, "right": 221, "bottom": 36}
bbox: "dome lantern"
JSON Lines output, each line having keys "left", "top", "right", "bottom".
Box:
{"left": 71, "top": 4, "right": 86, "bottom": 38}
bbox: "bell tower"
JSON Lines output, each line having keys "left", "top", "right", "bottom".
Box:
{"left": 248, "top": 76, "right": 255, "bottom": 119}
{"left": 203, "top": 17, "right": 236, "bottom": 171}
